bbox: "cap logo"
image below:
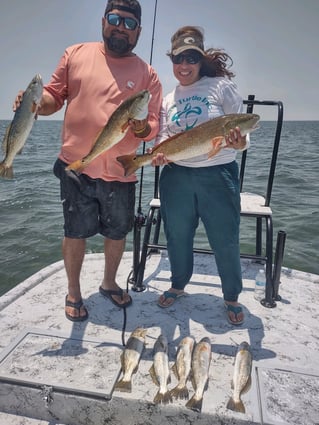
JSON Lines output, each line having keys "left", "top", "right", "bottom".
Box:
{"left": 184, "top": 37, "right": 196, "bottom": 44}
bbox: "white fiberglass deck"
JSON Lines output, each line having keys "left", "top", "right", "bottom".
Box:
{"left": 0, "top": 252, "right": 318, "bottom": 425}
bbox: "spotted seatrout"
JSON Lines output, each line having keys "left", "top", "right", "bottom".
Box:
{"left": 114, "top": 327, "right": 147, "bottom": 393}
{"left": 0, "top": 74, "right": 43, "bottom": 178}
{"left": 65, "top": 89, "right": 150, "bottom": 175}
{"left": 186, "top": 336, "right": 212, "bottom": 412}
{"left": 226, "top": 341, "right": 252, "bottom": 413}
{"left": 117, "top": 113, "right": 260, "bottom": 176}
{"left": 170, "top": 336, "right": 195, "bottom": 400}
{"left": 149, "top": 334, "right": 172, "bottom": 404}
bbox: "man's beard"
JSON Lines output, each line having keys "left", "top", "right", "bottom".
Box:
{"left": 103, "top": 33, "right": 137, "bottom": 55}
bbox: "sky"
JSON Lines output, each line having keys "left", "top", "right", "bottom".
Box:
{"left": 0, "top": 0, "right": 318, "bottom": 121}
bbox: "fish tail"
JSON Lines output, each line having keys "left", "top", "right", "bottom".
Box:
{"left": 0, "top": 162, "right": 14, "bottom": 179}
{"left": 153, "top": 390, "right": 173, "bottom": 405}
{"left": 170, "top": 385, "right": 189, "bottom": 400}
{"left": 114, "top": 378, "right": 132, "bottom": 393}
{"left": 116, "top": 154, "right": 139, "bottom": 177}
{"left": 65, "top": 159, "right": 86, "bottom": 175}
{"left": 185, "top": 395, "right": 203, "bottom": 412}
{"left": 226, "top": 397, "right": 245, "bottom": 413}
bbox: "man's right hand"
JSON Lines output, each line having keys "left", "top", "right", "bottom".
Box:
{"left": 13, "top": 90, "right": 24, "bottom": 111}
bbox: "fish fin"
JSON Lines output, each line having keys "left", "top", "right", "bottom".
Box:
{"left": 185, "top": 395, "right": 203, "bottom": 412}
{"left": 241, "top": 375, "right": 252, "bottom": 395}
{"left": 2, "top": 124, "right": 11, "bottom": 154}
{"left": 207, "top": 136, "right": 224, "bottom": 158}
{"left": 153, "top": 390, "right": 173, "bottom": 405}
{"left": 190, "top": 373, "right": 197, "bottom": 391}
{"left": 114, "top": 378, "right": 132, "bottom": 393}
{"left": 230, "top": 379, "right": 234, "bottom": 390}
{"left": 171, "top": 363, "right": 178, "bottom": 379}
{"left": 226, "top": 396, "right": 245, "bottom": 413}
{"left": 31, "top": 102, "right": 38, "bottom": 114}
{"left": 121, "top": 121, "right": 129, "bottom": 133}
{"left": 0, "top": 162, "right": 14, "bottom": 179}
{"left": 65, "top": 159, "right": 86, "bottom": 175}
{"left": 170, "top": 385, "right": 189, "bottom": 400}
{"left": 149, "top": 364, "right": 159, "bottom": 386}
{"left": 116, "top": 154, "right": 139, "bottom": 177}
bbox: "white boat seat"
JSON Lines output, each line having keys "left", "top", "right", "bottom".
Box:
{"left": 150, "top": 193, "right": 272, "bottom": 216}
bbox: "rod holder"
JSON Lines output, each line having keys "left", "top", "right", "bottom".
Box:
{"left": 272, "top": 230, "right": 287, "bottom": 300}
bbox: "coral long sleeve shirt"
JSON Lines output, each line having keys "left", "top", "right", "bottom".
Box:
{"left": 44, "top": 42, "right": 162, "bottom": 182}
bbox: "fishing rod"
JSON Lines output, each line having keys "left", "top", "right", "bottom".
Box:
{"left": 127, "top": 0, "right": 158, "bottom": 294}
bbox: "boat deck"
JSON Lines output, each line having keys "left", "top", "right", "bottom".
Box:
{"left": 0, "top": 252, "right": 318, "bottom": 425}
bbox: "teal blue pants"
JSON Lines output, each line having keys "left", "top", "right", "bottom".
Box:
{"left": 159, "top": 161, "right": 242, "bottom": 302}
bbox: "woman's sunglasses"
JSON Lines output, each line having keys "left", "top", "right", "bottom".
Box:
{"left": 106, "top": 13, "right": 139, "bottom": 31}
{"left": 171, "top": 52, "right": 202, "bottom": 65}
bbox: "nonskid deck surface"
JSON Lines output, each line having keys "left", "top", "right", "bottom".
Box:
{"left": 0, "top": 252, "right": 318, "bottom": 425}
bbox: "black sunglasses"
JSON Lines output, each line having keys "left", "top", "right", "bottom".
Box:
{"left": 171, "top": 52, "right": 202, "bottom": 65}
{"left": 106, "top": 13, "right": 139, "bottom": 30}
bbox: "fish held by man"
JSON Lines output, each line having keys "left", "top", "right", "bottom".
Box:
{"left": 114, "top": 327, "right": 147, "bottom": 393}
{"left": 185, "top": 336, "right": 212, "bottom": 412}
{"left": 226, "top": 341, "right": 252, "bottom": 413}
{"left": 65, "top": 89, "right": 151, "bottom": 176}
{"left": 117, "top": 113, "right": 260, "bottom": 177}
{"left": 149, "top": 334, "right": 172, "bottom": 404}
{"left": 0, "top": 74, "right": 43, "bottom": 179}
{"left": 170, "top": 336, "right": 195, "bottom": 400}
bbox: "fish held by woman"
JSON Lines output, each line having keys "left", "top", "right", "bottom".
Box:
{"left": 226, "top": 341, "right": 252, "bottom": 413}
{"left": 0, "top": 74, "right": 43, "bottom": 179}
{"left": 170, "top": 336, "right": 195, "bottom": 400}
{"left": 149, "top": 334, "right": 172, "bottom": 404}
{"left": 114, "top": 327, "right": 147, "bottom": 393}
{"left": 117, "top": 113, "right": 260, "bottom": 177}
{"left": 65, "top": 89, "right": 150, "bottom": 176}
{"left": 185, "top": 336, "right": 212, "bottom": 412}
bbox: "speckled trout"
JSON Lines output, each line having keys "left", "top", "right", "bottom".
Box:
{"left": 149, "top": 334, "right": 172, "bottom": 404}
{"left": 65, "top": 89, "right": 150, "bottom": 175}
{"left": 186, "top": 337, "right": 212, "bottom": 412}
{"left": 117, "top": 113, "right": 260, "bottom": 176}
{"left": 170, "top": 336, "right": 195, "bottom": 400}
{"left": 226, "top": 341, "right": 252, "bottom": 413}
{"left": 114, "top": 327, "right": 147, "bottom": 393}
{"left": 0, "top": 74, "right": 43, "bottom": 178}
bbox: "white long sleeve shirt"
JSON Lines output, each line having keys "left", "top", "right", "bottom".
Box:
{"left": 156, "top": 76, "right": 248, "bottom": 167}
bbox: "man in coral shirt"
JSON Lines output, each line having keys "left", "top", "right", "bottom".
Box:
{"left": 14, "top": 0, "right": 162, "bottom": 321}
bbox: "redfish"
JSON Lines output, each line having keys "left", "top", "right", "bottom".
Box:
{"left": 117, "top": 113, "right": 260, "bottom": 176}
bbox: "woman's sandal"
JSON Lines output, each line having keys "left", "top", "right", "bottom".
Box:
{"left": 65, "top": 295, "right": 88, "bottom": 322}
{"left": 224, "top": 302, "right": 244, "bottom": 325}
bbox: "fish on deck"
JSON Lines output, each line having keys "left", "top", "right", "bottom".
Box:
{"left": 226, "top": 341, "right": 252, "bottom": 413}
{"left": 186, "top": 336, "right": 212, "bottom": 412}
{"left": 114, "top": 327, "right": 147, "bottom": 393}
{"left": 149, "top": 334, "right": 172, "bottom": 404}
{"left": 0, "top": 74, "right": 43, "bottom": 179}
{"left": 65, "top": 89, "right": 151, "bottom": 176}
{"left": 170, "top": 336, "right": 195, "bottom": 400}
{"left": 117, "top": 113, "right": 260, "bottom": 177}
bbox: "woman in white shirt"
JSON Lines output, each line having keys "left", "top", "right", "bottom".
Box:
{"left": 153, "top": 26, "right": 247, "bottom": 325}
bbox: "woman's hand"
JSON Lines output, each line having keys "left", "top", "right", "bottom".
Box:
{"left": 225, "top": 127, "right": 247, "bottom": 150}
{"left": 150, "top": 151, "right": 168, "bottom": 167}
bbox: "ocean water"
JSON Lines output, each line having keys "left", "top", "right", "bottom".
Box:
{"left": 0, "top": 119, "right": 318, "bottom": 296}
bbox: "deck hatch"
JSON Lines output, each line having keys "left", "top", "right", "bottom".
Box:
{"left": 0, "top": 328, "right": 122, "bottom": 400}
{"left": 256, "top": 365, "right": 319, "bottom": 425}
